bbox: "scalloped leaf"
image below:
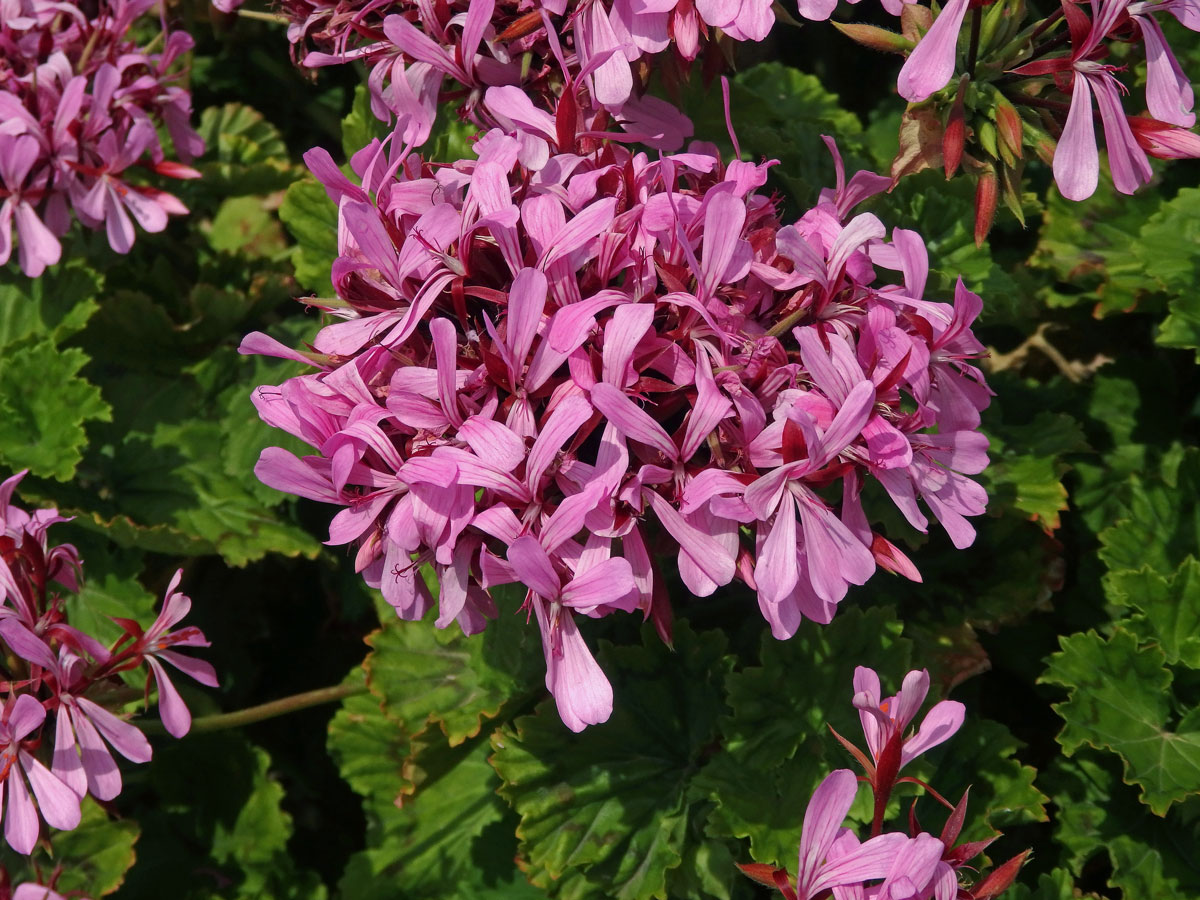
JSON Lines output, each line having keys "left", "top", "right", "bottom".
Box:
{"left": 2, "top": 797, "right": 140, "bottom": 897}
{"left": 279, "top": 177, "right": 338, "bottom": 293}
{"left": 491, "top": 623, "right": 732, "bottom": 900}
{"left": 363, "top": 585, "right": 542, "bottom": 745}
{"left": 696, "top": 606, "right": 912, "bottom": 869}
{"left": 120, "top": 733, "right": 327, "bottom": 899}
{"left": 0, "top": 340, "right": 111, "bottom": 481}
{"left": 1042, "top": 629, "right": 1200, "bottom": 814}
{"left": 196, "top": 103, "right": 297, "bottom": 196}
{"left": 336, "top": 727, "right": 517, "bottom": 900}
{"left": 1106, "top": 558, "right": 1200, "bottom": 668}
{"left": 0, "top": 259, "right": 102, "bottom": 348}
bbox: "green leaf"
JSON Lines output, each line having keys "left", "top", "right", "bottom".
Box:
{"left": 984, "top": 410, "right": 1089, "bottom": 531}
{"left": 907, "top": 718, "right": 1048, "bottom": 842}
{"left": 0, "top": 259, "right": 103, "bottom": 348}
{"left": 364, "top": 585, "right": 543, "bottom": 745}
{"left": 697, "top": 606, "right": 911, "bottom": 868}
{"left": 2, "top": 797, "right": 140, "bottom": 897}
{"left": 686, "top": 62, "right": 863, "bottom": 209}
{"left": 0, "top": 340, "right": 111, "bottom": 481}
{"left": 122, "top": 733, "right": 327, "bottom": 899}
{"left": 341, "top": 84, "right": 392, "bottom": 162}
{"left": 279, "top": 177, "right": 338, "bottom": 293}
{"left": 1006, "top": 868, "right": 1083, "bottom": 900}
{"left": 1097, "top": 447, "right": 1200, "bottom": 578}
{"left": 492, "top": 623, "right": 732, "bottom": 900}
{"left": 327, "top": 667, "right": 413, "bottom": 814}
{"left": 206, "top": 195, "right": 288, "bottom": 258}
{"left": 1131, "top": 186, "right": 1200, "bottom": 358}
{"left": 1041, "top": 628, "right": 1200, "bottom": 814}
{"left": 335, "top": 725, "right": 516, "bottom": 899}
{"left": 196, "top": 103, "right": 297, "bottom": 196}
{"left": 1106, "top": 559, "right": 1200, "bottom": 668}
{"left": 1048, "top": 751, "right": 1200, "bottom": 898}
{"left": 1033, "top": 173, "right": 1162, "bottom": 316}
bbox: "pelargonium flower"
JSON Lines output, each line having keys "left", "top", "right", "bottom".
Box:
{"left": 244, "top": 119, "right": 992, "bottom": 730}
{"left": 0, "top": 694, "right": 81, "bottom": 854}
{"left": 0, "top": 0, "right": 202, "bottom": 275}
{"left": 851, "top": 667, "right": 965, "bottom": 772}
{"left": 0, "top": 471, "right": 216, "bottom": 827}
{"left": 221, "top": 0, "right": 774, "bottom": 150}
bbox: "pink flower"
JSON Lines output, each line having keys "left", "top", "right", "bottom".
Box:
{"left": 896, "top": 0, "right": 971, "bottom": 102}
{"left": 794, "top": 770, "right": 908, "bottom": 900}
{"left": 0, "top": 694, "right": 81, "bottom": 854}
{"left": 852, "top": 667, "right": 965, "bottom": 771}
{"left": 114, "top": 570, "right": 218, "bottom": 739}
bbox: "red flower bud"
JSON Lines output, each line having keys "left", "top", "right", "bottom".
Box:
{"left": 974, "top": 167, "right": 998, "bottom": 247}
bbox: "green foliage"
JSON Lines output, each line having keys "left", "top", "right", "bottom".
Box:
{"left": 196, "top": 103, "right": 298, "bottom": 197}
{"left": 120, "top": 733, "right": 327, "bottom": 899}
{"left": 280, "top": 177, "right": 339, "bottom": 293}
{"left": 1043, "top": 629, "right": 1200, "bottom": 815}
{"left": 493, "top": 623, "right": 733, "bottom": 900}
{"left": 364, "top": 587, "right": 543, "bottom": 745}
{"left": 2, "top": 799, "right": 139, "bottom": 897}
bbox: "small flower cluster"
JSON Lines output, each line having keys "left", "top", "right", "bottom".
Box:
{"left": 811, "top": 0, "right": 1200, "bottom": 205}
{"left": 741, "top": 667, "right": 1027, "bottom": 900}
{"left": 0, "top": 0, "right": 203, "bottom": 277}
{"left": 0, "top": 470, "right": 216, "bottom": 853}
{"left": 217, "top": 0, "right": 775, "bottom": 150}
{"left": 244, "top": 114, "right": 991, "bottom": 731}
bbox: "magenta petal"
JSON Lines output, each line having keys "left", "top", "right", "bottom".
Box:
{"left": 590, "top": 383, "right": 677, "bottom": 460}
{"left": 19, "top": 751, "right": 80, "bottom": 832}
{"left": 1053, "top": 74, "right": 1100, "bottom": 201}
{"left": 1092, "top": 72, "right": 1154, "bottom": 195}
{"left": 507, "top": 535, "right": 562, "bottom": 600}
{"left": 147, "top": 657, "right": 191, "bottom": 739}
{"left": 896, "top": 0, "right": 970, "bottom": 102}
{"left": 7, "top": 694, "right": 46, "bottom": 741}
{"left": 797, "top": 769, "right": 860, "bottom": 896}
{"left": 75, "top": 697, "right": 151, "bottom": 765}
{"left": 4, "top": 766, "right": 39, "bottom": 854}
{"left": 50, "top": 712, "right": 86, "bottom": 800}
{"left": 562, "top": 557, "right": 635, "bottom": 609}
{"left": 810, "top": 831, "right": 909, "bottom": 897}
{"left": 901, "top": 699, "right": 966, "bottom": 766}
{"left": 540, "top": 604, "right": 614, "bottom": 732}
{"left": 1140, "top": 15, "right": 1196, "bottom": 126}
{"left": 756, "top": 494, "right": 800, "bottom": 604}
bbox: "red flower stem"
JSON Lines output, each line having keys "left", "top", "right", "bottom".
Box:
{"left": 1028, "top": 5, "right": 1065, "bottom": 42}
{"left": 167, "top": 681, "right": 369, "bottom": 734}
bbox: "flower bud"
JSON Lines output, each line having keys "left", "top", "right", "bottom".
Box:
{"left": 974, "top": 165, "right": 998, "bottom": 247}
{"left": 832, "top": 21, "right": 914, "bottom": 55}
{"left": 995, "top": 96, "right": 1024, "bottom": 163}
{"left": 944, "top": 76, "right": 969, "bottom": 179}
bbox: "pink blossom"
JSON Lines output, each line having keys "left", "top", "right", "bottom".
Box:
{"left": 852, "top": 667, "right": 965, "bottom": 770}
{"left": 896, "top": 0, "right": 971, "bottom": 102}
{"left": 0, "top": 694, "right": 81, "bottom": 854}
{"left": 243, "top": 131, "right": 991, "bottom": 730}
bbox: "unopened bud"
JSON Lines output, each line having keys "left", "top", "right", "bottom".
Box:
{"left": 832, "top": 21, "right": 915, "bottom": 55}
{"left": 944, "top": 75, "right": 969, "bottom": 179}
{"left": 973, "top": 850, "right": 1031, "bottom": 899}
{"left": 974, "top": 166, "right": 998, "bottom": 247}
{"left": 995, "top": 96, "right": 1024, "bottom": 163}
{"left": 901, "top": 2, "right": 933, "bottom": 42}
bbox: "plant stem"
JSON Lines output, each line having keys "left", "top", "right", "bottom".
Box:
{"left": 966, "top": 5, "right": 983, "bottom": 78}
{"left": 234, "top": 9, "right": 290, "bottom": 23}
{"left": 182, "top": 682, "right": 369, "bottom": 734}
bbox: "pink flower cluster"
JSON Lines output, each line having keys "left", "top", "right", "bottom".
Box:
{"left": 0, "top": 470, "right": 216, "bottom": 853}
{"left": 745, "top": 667, "right": 1026, "bottom": 900}
{"left": 217, "top": 0, "right": 775, "bottom": 151}
{"left": 244, "top": 110, "right": 991, "bottom": 731}
{"left": 0, "top": 0, "right": 203, "bottom": 277}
